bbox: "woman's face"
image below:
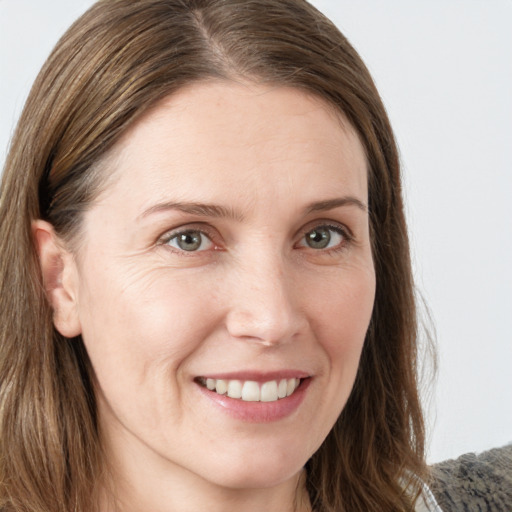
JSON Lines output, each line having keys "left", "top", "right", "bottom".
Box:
{"left": 63, "top": 82, "right": 375, "bottom": 496}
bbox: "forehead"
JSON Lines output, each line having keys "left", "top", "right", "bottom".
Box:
{"left": 93, "top": 81, "right": 368, "bottom": 215}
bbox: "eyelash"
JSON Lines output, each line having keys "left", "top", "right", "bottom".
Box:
{"left": 158, "top": 224, "right": 218, "bottom": 254}
{"left": 297, "top": 223, "right": 353, "bottom": 254}
{"left": 157, "top": 222, "right": 353, "bottom": 255}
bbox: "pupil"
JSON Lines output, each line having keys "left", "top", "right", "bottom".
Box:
{"left": 178, "top": 231, "right": 201, "bottom": 251}
{"left": 307, "top": 228, "right": 330, "bottom": 249}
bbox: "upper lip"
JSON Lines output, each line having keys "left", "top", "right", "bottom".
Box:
{"left": 196, "top": 370, "right": 311, "bottom": 382}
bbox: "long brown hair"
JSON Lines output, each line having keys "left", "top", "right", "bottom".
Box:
{"left": 0, "top": 1, "right": 427, "bottom": 510}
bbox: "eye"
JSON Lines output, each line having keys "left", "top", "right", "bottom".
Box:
{"left": 299, "top": 225, "right": 348, "bottom": 250}
{"left": 164, "top": 230, "right": 214, "bottom": 252}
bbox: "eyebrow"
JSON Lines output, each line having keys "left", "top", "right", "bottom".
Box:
{"left": 139, "top": 201, "right": 244, "bottom": 221}
{"left": 139, "top": 196, "right": 367, "bottom": 222}
{"left": 304, "top": 197, "right": 368, "bottom": 214}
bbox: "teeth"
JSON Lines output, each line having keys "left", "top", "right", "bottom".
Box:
{"left": 215, "top": 379, "right": 227, "bottom": 395}
{"left": 261, "top": 380, "right": 278, "bottom": 402}
{"left": 286, "top": 378, "right": 296, "bottom": 397}
{"left": 201, "top": 377, "right": 301, "bottom": 402}
{"left": 242, "top": 381, "right": 260, "bottom": 401}
{"left": 278, "top": 379, "right": 287, "bottom": 398}
{"left": 227, "top": 380, "right": 242, "bottom": 399}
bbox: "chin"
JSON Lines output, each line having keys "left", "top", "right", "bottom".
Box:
{"left": 194, "top": 448, "right": 307, "bottom": 491}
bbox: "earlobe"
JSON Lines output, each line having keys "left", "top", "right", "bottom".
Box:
{"left": 32, "top": 220, "right": 82, "bottom": 338}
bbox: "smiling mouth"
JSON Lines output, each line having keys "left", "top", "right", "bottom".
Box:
{"left": 196, "top": 377, "right": 303, "bottom": 402}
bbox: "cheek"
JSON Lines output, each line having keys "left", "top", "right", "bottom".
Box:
{"left": 76, "top": 266, "right": 224, "bottom": 436}
{"left": 312, "top": 265, "right": 375, "bottom": 338}
{"left": 290, "top": 266, "right": 375, "bottom": 454}
{"left": 76, "top": 264, "right": 219, "bottom": 388}
{"left": 309, "top": 265, "right": 375, "bottom": 385}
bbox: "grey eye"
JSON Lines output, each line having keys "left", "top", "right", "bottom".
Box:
{"left": 302, "top": 226, "right": 344, "bottom": 250}
{"left": 167, "top": 230, "right": 212, "bottom": 252}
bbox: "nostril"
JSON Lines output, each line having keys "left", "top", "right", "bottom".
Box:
{"left": 224, "top": 266, "right": 306, "bottom": 345}
{"left": 225, "top": 309, "right": 302, "bottom": 346}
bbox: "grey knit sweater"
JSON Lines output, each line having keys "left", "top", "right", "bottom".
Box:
{"left": 429, "top": 444, "right": 512, "bottom": 511}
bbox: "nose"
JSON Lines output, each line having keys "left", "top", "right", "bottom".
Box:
{"left": 225, "top": 253, "right": 306, "bottom": 346}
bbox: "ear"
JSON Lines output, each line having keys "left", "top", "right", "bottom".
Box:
{"left": 32, "top": 220, "right": 82, "bottom": 338}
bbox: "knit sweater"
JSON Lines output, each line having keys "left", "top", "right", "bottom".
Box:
{"left": 429, "top": 444, "right": 512, "bottom": 511}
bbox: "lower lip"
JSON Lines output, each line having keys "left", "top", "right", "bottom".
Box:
{"left": 196, "top": 378, "right": 311, "bottom": 423}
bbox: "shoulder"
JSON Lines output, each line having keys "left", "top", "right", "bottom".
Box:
{"left": 429, "top": 444, "right": 512, "bottom": 511}
{"left": 415, "top": 484, "right": 443, "bottom": 512}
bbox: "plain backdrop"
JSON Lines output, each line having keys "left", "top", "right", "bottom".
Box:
{"left": 1, "top": 0, "right": 511, "bottom": 464}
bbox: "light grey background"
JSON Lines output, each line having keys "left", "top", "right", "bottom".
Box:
{"left": 1, "top": 0, "right": 511, "bottom": 463}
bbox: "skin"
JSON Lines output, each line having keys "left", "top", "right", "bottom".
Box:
{"left": 35, "top": 82, "right": 376, "bottom": 512}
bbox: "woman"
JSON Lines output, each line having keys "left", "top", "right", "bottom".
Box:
{"left": 0, "top": 1, "right": 440, "bottom": 511}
